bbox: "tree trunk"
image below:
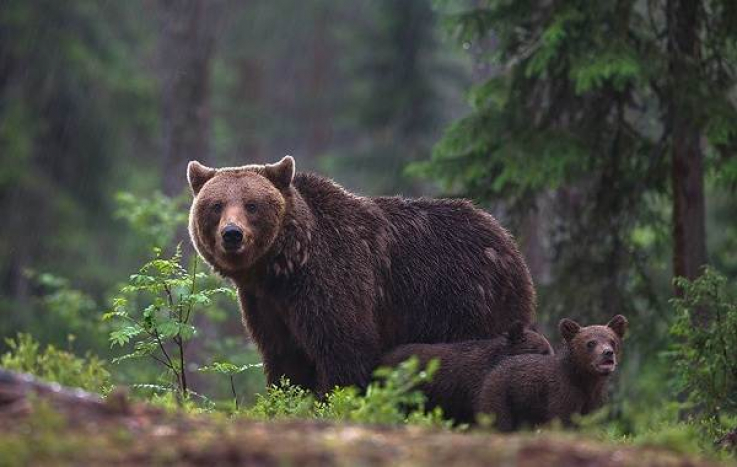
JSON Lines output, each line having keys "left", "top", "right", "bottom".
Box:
{"left": 156, "top": 0, "right": 223, "bottom": 196}
{"left": 666, "top": 0, "right": 707, "bottom": 315}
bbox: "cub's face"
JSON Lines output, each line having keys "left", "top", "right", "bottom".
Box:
{"left": 505, "top": 321, "right": 555, "bottom": 356}
{"left": 559, "top": 315, "right": 628, "bottom": 376}
{"left": 187, "top": 157, "right": 295, "bottom": 275}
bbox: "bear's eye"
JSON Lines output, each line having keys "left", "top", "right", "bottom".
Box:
{"left": 587, "top": 340, "right": 596, "bottom": 349}
{"left": 245, "top": 202, "right": 258, "bottom": 214}
{"left": 211, "top": 202, "right": 223, "bottom": 214}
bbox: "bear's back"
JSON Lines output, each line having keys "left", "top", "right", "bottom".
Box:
{"left": 292, "top": 173, "right": 535, "bottom": 346}
{"left": 372, "top": 197, "right": 536, "bottom": 344}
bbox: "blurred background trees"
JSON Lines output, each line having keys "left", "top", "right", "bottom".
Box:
{"left": 0, "top": 0, "right": 736, "bottom": 436}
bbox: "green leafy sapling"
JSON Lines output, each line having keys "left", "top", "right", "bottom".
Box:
{"left": 104, "top": 246, "right": 235, "bottom": 403}
{"left": 198, "top": 361, "right": 264, "bottom": 410}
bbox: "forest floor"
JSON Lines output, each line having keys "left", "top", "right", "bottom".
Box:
{"left": 0, "top": 369, "right": 728, "bottom": 467}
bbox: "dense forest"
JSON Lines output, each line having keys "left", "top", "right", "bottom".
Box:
{"left": 1, "top": 0, "right": 737, "bottom": 465}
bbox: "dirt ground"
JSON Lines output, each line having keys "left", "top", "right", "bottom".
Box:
{"left": 0, "top": 369, "right": 727, "bottom": 467}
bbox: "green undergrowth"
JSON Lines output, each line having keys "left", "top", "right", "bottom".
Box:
{"left": 1, "top": 333, "right": 112, "bottom": 394}
{"left": 1, "top": 333, "right": 736, "bottom": 463}
{"left": 244, "top": 357, "right": 449, "bottom": 428}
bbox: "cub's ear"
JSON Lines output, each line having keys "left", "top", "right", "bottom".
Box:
{"left": 507, "top": 321, "right": 525, "bottom": 343}
{"left": 187, "top": 161, "right": 216, "bottom": 195}
{"left": 607, "top": 314, "right": 628, "bottom": 339}
{"left": 264, "top": 155, "right": 295, "bottom": 190}
{"left": 558, "top": 318, "right": 581, "bottom": 342}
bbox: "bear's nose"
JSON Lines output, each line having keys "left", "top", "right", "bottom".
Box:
{"left": 603, "top": 349, "right": 614, "bottom": 358}
{"left": 222, "top": 225, "right": 244, "bottom": 250}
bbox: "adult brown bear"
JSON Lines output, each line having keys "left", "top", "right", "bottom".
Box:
{"left": 187, "top": 156, "right": 535, "bottom": 393}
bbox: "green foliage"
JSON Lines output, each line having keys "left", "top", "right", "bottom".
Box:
{"left": 1, "top": 333, "right": 111, "bottom": 394}
{"left": 418, "top": 0, "right": 737, "bottom": 337}
{"left": 115, "top": 191, "right": 189, "bottom": 249}
{"left": 104, "top": 246, "right": 236, "bottom": 401}
{"left": 669, "top": 267, "right": 737, "bottom": 421}
{"left": 324, "top": 357, "right": 445, "bottom": 426}
{"left": 247, "top": 377, "right": 318, "bottom": 420}
{"left": 0, "top": 0, "right": 159, "bottom": 321}
{"left": 247, "top": 357, "right": 449, "bottom": 427}
{"left": 28, "top": 272, "right": 103, "bottom": 338}
{"left": 199, "top": 361, "right": 264, "bottom": 410}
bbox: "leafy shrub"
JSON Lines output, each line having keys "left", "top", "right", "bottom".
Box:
{"left": 669, "top": 267, "right": 737, "bottom": 422}
{"left": 246, "top": 357, "right": 449, "bottom": 427}
{"left": 198, "top": 361, "right": 264, "bottom": 410}
{"left": 1, "top": 333, "right": 111, "bottom": 394}
{"left": 115, "top": 191, "right": 188, "bottom": 249}
{"left": 318, "top": 357, "right": 446, "bottom": 426}
{"left": 104, "top": 246, "right": 235, "bottom": 401}
{"left": 247, "top": 377, "right": 317, "bottom": 420}
{"left": 30, "top": 273, "right": 99, "bottom": 333}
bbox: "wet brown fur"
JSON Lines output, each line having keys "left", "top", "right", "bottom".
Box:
{"left": 381, "top": 322, "right": 553, "bottom": 424}
{"left": 475, "top": 315, "right": 628, "bottom": 431}
{"left": 187, "top": 157, "right": 537, "bottom": 393}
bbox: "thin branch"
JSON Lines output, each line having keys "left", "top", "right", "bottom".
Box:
{"left": 149, "top": 353, "right": 175, "bottom": 370}
{"left": 230, "top": 375, "right": 238, "bottom": 410}
{"left": 153, "top": 330, "right": 178, "bottom": 380}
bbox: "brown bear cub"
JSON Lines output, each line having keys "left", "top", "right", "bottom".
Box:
{"left": 187, "top": 156, "right": 536, "bottom": 394}
{"left": 381, "top": 322, "right": 553, "bottom": 424}
{"left": 475, "top": 315, "right": 628, "bottom": 431}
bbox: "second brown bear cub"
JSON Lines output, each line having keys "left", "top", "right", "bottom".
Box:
{"left": 475, "top": 315, "right": 628, "bottom": 431}
{"left": 381, "top": 322, "right": 553, "bottom": 424}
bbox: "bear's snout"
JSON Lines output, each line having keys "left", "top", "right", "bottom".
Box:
{"left": 221, "top": 224, "right": 244, "bottom": 251}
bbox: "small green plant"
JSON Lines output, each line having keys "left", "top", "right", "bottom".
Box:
{"left": 318, "top": 357, "right": 445, "bottom": 426}
{"left": 247, "top": 377, "right": 317, "bottom": 419}
{"left": 198, "top": 361, "right": 264, "bottom": 410}
{"left": 28, "top": 272, "right": 99, "bottom": 334}
{"left": 669, "top": 267, "right": 737, "bottom": 423}
{"left": 104, "top": 246, "right": 235, "bottom": 403}
{"left": 246, "top": 357, "right": 449, "bottom": 427}
{"left": 1, "top": 333, "right": 111, "bottom": 394}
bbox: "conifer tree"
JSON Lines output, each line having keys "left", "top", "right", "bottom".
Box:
{"left": 421, "top": 0, "right": 737, "bottom": 322}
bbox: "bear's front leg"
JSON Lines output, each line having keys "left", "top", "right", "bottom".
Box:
{"left": 289, "top": 301, "right": 381, "bottom": 395}
{"left": 239, "top": 291, "right": 318, "bottom": 390}
{"left": 261, "top": 343, "right": 317, "bottom": 390}
{"left": 476, "top": 378, "right": 515, "bottom": 431}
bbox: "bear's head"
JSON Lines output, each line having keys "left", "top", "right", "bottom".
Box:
{"left": 187, "top": 156, "right": 295, "bottom": 276}
{"left": 559, "top": 314, "right": 628, "bottom": 376}
{"left": 504, "top": 321, "right": 554, "bottom": 357}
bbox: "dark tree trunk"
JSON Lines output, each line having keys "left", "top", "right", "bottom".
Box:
{"left": 305, "top": 8, "right": 332, "bottom": 161}
{"left": 666, "top": 0, "right": 707, "bottom": 311}
{"left": 156, "top": 0, "right": 223, "bottom": 196}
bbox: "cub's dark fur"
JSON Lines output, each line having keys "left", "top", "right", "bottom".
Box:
{"left": 475, "top": 315, "right": 628, "bottom": 431}
{"left": 187, "top": 157, "right": 536, "bottom": 393}
{"left": 381, "top": 322, "right": 553, "bottom": 424}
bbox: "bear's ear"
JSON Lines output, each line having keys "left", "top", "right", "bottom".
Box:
{"left": 558, "top": 318, "right": 581, "bottom": 342}
{"left": 187, "top": 161, "right": 216, "bottom": 195}
{"left": 507, "top": 321, "right": 525, "bottom": 343}
{"left": 264, "top": 155, "right": 295, "bottom": 190}
{"left": 607, "top": 314, "right": 628, "bottom": 339}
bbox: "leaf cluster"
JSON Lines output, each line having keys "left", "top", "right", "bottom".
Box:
{"left": 1, "top": 333, "right": 111, "bottom": 394}
{"left": 104, "top": 246, "right": 236, "bottom": 400}
{"left": 247, "top": 357, "right": 449, "bottom": 427}
{"left": 669, "top": 267, "right": 737, "bottom": 422}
